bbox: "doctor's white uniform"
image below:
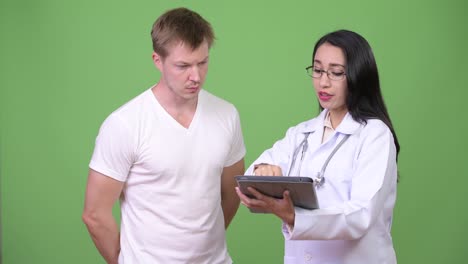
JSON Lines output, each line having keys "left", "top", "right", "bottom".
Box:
{"left": 246, "top": 110, "right": 398, "bottom": 264}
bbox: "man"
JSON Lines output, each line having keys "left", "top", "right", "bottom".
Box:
{"left": 82, "top": 7, "right": 245, "bottom": 263}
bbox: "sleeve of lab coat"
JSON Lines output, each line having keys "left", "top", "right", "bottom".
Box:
{"left": 285, "top": 121, "right": 398, "bottom": 240}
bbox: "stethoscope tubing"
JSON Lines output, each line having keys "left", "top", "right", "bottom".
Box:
{"left": 287, "top": 132, "right": 351, "bottom": 188}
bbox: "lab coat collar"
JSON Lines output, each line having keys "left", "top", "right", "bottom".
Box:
{"left": 298, "top": 109, "right": 362, "bottom": 135}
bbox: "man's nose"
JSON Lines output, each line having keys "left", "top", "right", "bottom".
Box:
{"left": 188, "top": 66, "right": 201, "bottom": 82}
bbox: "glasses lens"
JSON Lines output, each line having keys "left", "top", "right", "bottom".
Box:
{"left": 311, "top": 67, "right": 322, "bottom": 79}
{"left": 329, "top": 70, "right": 345, "bottom": 80}
{"left": 307, "top": 66, "right": 345, "bottom": 80}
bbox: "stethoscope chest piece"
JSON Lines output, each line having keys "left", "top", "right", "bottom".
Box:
{"left": 314, "top": 172, "right": 325, "bottom": 188}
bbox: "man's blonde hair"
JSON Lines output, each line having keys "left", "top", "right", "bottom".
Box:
{"left": 151, "top": 7, "right": 215, "bottom": 58}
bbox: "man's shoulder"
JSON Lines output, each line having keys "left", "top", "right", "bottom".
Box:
{"left": 200, "top": 89, "right": 237, "bottom": 112}
{"left": 99, "top": 88, "right": 153, "bottom": 131}
{"left": 111, "top": 88, "right": 153, "bottom": 118}
{"left": 201, "top": 89, "right": 233, "bottom": 105}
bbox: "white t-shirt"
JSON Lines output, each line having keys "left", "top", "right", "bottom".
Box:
{"left": 90, "top": 88, "right": 246, "bottom": 264}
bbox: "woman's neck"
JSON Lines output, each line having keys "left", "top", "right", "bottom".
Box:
{"left": 328, "top": 109, "right": 348, "bottom": 129}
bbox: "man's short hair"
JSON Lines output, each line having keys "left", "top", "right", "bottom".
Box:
{"left": 151, "top": 7, "right": 215, "bottom": 58}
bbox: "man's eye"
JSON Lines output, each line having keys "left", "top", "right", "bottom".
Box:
{"left": 176, "top": 65, "right": 188, "bottom": 69}
{"left": 313, "top": 68, "right": 322, "bottom": 73}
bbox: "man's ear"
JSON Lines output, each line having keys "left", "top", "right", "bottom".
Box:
{"left": 152, "top": 52, "right": 163, "bottom": 71}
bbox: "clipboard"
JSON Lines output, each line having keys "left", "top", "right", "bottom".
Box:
{"left": 235, "top": 175, "right": 319, "bottom": 213}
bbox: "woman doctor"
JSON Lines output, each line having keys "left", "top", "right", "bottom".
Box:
{"left": 236, "top": 30, "right": 400, "bottom": 264}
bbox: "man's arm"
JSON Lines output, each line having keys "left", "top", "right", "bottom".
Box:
{"left": 82, "top": 169, "right": 124, "bottom": 264}
{"left": 221, "top": 158, "right": 245, "bottom": 229}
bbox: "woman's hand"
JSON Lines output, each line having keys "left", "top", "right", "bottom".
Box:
{"left": 253, "top": 164, "right": 283, "bottom": 176}
{"left": 235, "top": 186, "right": 295, "bottom": 227}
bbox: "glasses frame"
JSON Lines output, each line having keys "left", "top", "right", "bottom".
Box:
{"left": 305, "top": 65, "right": 347, "bottom": 81}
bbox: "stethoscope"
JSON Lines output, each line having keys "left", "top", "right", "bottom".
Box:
{"left": 287, "top": 131, "right": 351, "bottom": 188}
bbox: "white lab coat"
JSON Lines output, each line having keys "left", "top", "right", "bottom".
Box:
{"left": 246, "top": 110, "right": 398, "bottom": 264}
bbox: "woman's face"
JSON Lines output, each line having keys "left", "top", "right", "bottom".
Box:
{"left": 312, "top": 43, "right": 348, "bottom": 117}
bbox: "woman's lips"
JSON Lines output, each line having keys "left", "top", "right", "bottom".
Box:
{"left": 318, "top": 91, "right": 332, "bottom": 101}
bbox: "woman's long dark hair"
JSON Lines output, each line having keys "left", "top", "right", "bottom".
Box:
{"left": 313, "top": 30, "right": 400, "bottom": 160}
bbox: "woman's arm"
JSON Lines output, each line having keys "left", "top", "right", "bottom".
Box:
{"left": 289, "top": 122, "right": 398, "bottom": 240}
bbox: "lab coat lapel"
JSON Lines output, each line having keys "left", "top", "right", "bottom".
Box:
{"left": 304, "top": 111, "right": 362, "bottom": 158}
{"left": 335, "top": 112, "right": 362, "bottom": 135}
{"left": 299, "top": 110, "right": 327, "bottom": 157}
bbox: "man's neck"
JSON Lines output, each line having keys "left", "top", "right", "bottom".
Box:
{"left": 152, "top": 83, "right": 198, "bottom": 128}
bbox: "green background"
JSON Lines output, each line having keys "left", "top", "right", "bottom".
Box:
{"left": 1, "top": 0, "right": 467, "bottom": 263}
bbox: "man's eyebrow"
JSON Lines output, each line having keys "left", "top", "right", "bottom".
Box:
{"left": 175, "top": 56, "right": 209, "bottom": 64}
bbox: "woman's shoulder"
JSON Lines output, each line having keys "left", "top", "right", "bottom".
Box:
{"left": 288, "top": 111, "right": 327, "bottom": 133}
{"left": 364, "top": 118, "right": 390, "bottom": 131}
{"left": 359, "top": 119, "right": 393, "bottom": 140}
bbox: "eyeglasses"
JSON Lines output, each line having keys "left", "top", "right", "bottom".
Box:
{"left": 305, "top": 66, "right": 346, "bottom": 81}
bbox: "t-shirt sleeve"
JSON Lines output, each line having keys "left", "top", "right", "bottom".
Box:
{"left": 89, "top": 113, "right": 135, "bottom": 182}
{"left": 224, "top": 107, "right": 246, "bottom": 167}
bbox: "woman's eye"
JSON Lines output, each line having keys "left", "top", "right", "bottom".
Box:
{"left": 331, "top": 71, "right": 344, "bottom": 77}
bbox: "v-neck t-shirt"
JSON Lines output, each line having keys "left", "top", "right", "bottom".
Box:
{"left": 90, "top": 88, "right": 246, "bottom": 263}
